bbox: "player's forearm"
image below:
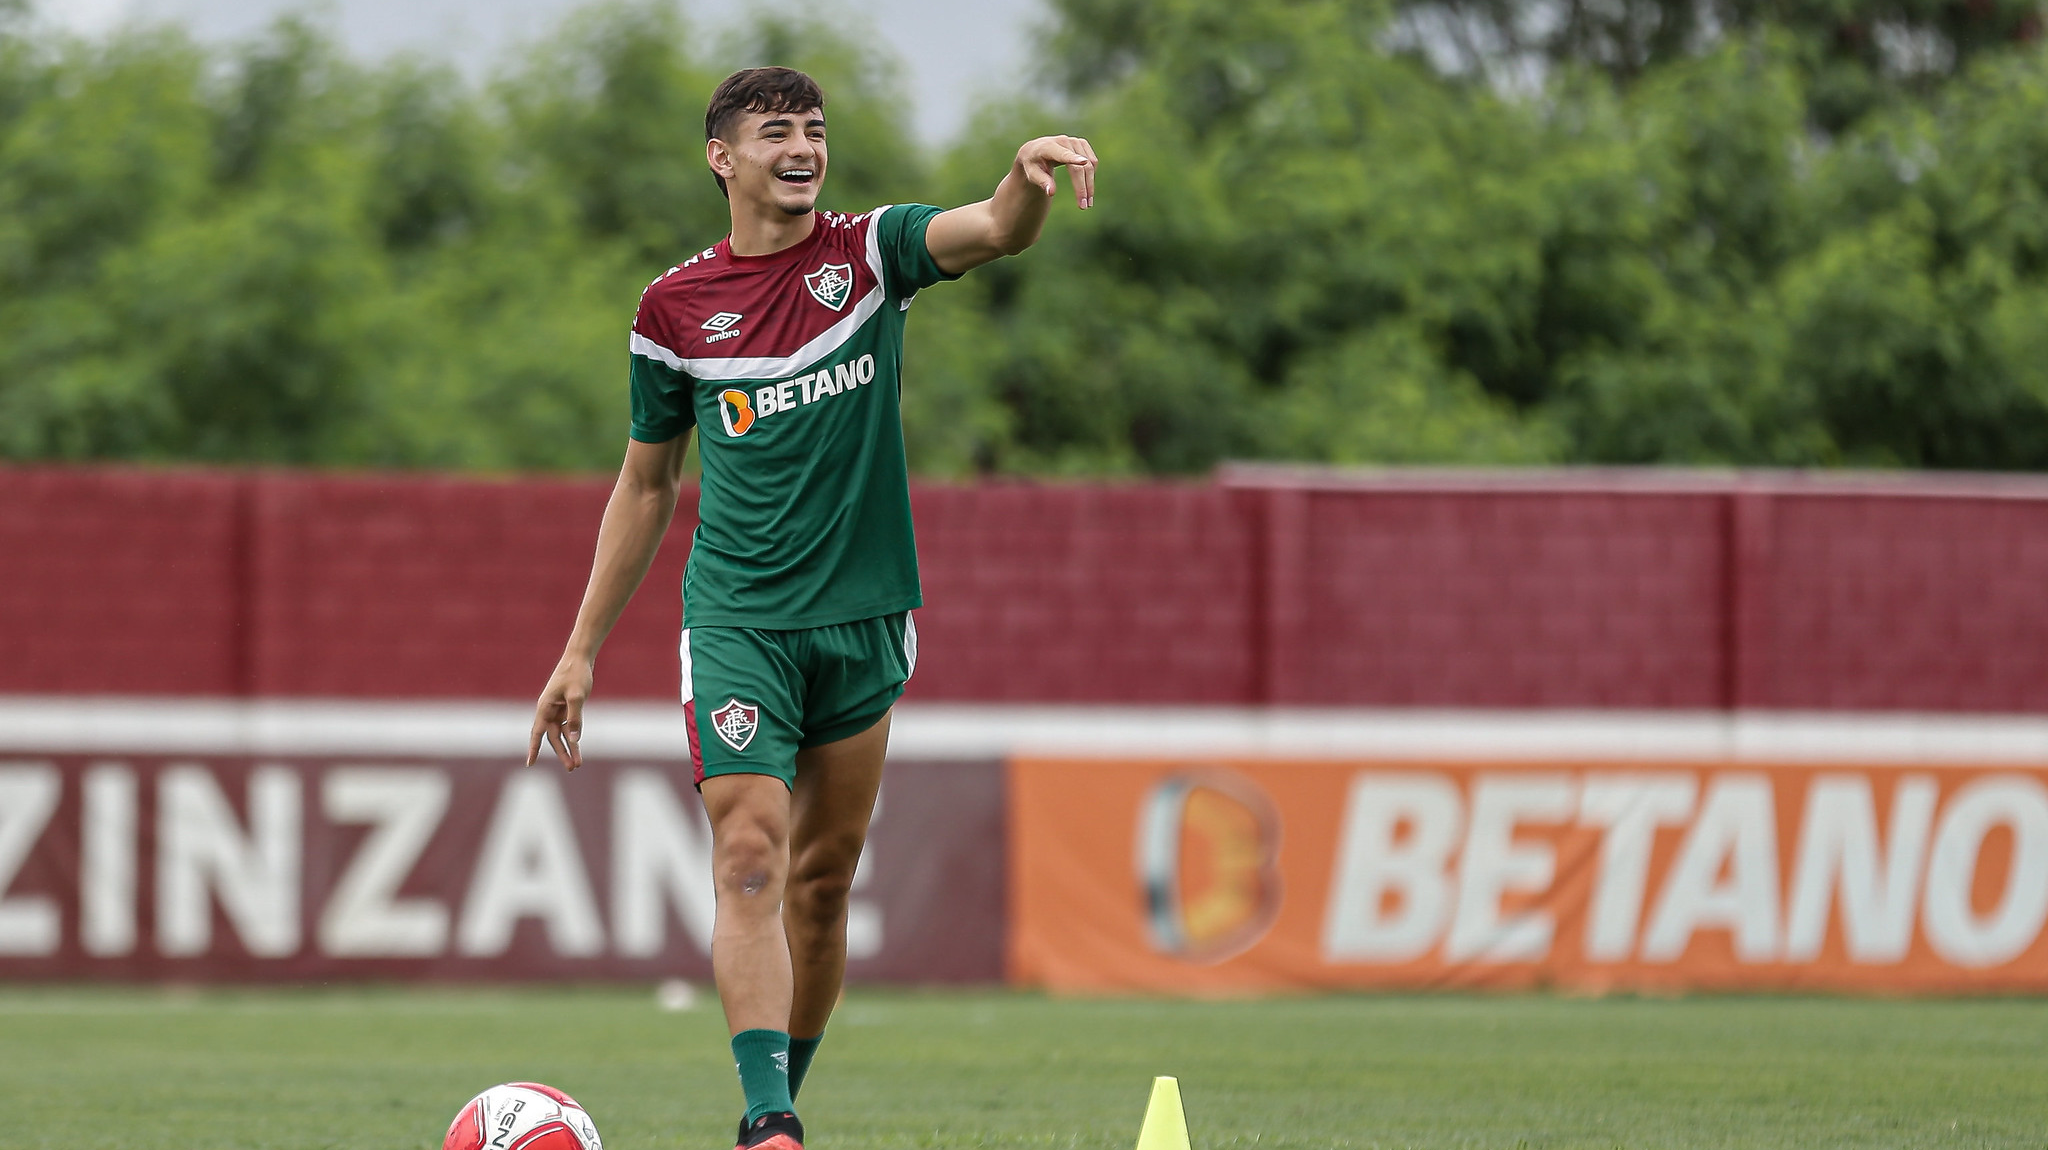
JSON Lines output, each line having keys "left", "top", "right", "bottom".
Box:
{"left": 560, "top": 472, "right": 679, "bottom": 664}
{"left": 985, "top": 162, "right": 1055, "bottom": 256}
{"left": 927, "top": 136, "right": 1094, "bottom": 273}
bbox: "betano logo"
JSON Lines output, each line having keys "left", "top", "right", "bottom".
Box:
{"left": 717, "top": 354, "right": 876, "bottom": 438}
{"left": 1319, "top": 770, "right": 2048, "bottom": 969}
{"left": 1019, "top": 762, "right": 2048, "bottom": 994}
{"left": 1137, "top": 769, "right": 1283, "bottom": 963}
{"left": 718, "top": 390, "right": 756, "bottom": 436}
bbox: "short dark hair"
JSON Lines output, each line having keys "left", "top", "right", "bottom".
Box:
{"left": 705, "top": 67, "right": 826, "bottom": 197}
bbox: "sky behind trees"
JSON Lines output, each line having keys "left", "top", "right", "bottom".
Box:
{"left": 36, "top": 0, "right": 1045, "bottom": 143}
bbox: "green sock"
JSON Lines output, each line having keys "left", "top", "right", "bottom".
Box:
{"left": 788, "top": 1034, "right": 823, "bottom": 1099}
{"left": 730, "top": 1029, "right": 795, "bottom": 1123}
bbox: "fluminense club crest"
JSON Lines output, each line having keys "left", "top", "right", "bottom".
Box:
{"left": 804, "top": 262, "right": 854, "bottom": 311}
{"left": 709, "top": 698, "right": 759, "bottom": 751}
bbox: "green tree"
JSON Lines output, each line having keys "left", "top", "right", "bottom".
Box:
{"left": 912, "top": 0, "right": 1561, "bottom": 473}
{"left": 7, "top": 0, "right": 2048, "bottom": 476}
{"left": 1377, "top": 0, "right": 2043, "bottom": 130}
{"left": 0, "top": 2, "right": 926, "bottom": 471}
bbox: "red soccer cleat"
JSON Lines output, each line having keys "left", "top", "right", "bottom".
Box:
{"left": 734, "top": 1111, "right": 803, "bottom": 1150}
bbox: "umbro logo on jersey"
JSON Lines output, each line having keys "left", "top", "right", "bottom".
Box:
{"left": 702, "top": 311, "right": 744, "bottom": 344}
{"left": 710, "top": 698, "right": 759, "bottom": 752}
{"left": 804, "top": 262, "right": 854, "bottom": 311}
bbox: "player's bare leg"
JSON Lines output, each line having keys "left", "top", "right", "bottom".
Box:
{"left": 703, "top": 772, "right": 806, "bottom": 1147}
{"left": 700, "top": 717, "right": 885, "bottom": 1146}
{"left": 784, "top": 711, "right": 890, "bottom": 1046}
{"left": 702, "top": 773, "right": 797, "bottom": 1034}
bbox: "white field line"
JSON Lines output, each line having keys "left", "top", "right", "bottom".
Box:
{"left": 0, "top": 697, "right": 2045, "bottom": 764}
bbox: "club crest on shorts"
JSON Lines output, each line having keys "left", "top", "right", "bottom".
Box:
{"left": 804, "top": 262, "right": 854, "bottom": 311}
{"left": 709, "top": 698, "right": 759, "bottom": 751}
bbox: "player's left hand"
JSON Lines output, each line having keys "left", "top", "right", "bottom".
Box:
{"left": 1017, "top": 135, "right": 1098, "bottom": 210}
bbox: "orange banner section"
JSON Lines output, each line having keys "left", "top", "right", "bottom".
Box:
{"left": 1009, "top": 759, "right": 2048, "bottom": 994}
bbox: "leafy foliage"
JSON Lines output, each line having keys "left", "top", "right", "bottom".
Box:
{"left": 0, "top": 2, "right": 918, "bottom": 470}
{"left": 3, "top": 0, "right": 2048, "bottom": 474}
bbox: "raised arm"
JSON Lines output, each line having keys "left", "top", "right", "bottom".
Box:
{"left": 923, "top": 135, "right": 1097, "bottom": 275}
{"left": 528, "top": 433, "right": 693, "bottom": 770}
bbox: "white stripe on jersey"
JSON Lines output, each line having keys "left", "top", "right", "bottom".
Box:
{"left": 631, "top": 331, "right": 685, "bottom": 369}
{"left": 625, "top": 205, "right": 898, "bottom": 383}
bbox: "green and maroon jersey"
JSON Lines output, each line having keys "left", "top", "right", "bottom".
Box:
{"left": 628, "top": 204, "right": 957, "bottom": 630}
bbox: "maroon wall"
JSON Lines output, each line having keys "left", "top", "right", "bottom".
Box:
{"left": 244, "top": 475, "right": 698, "bottom": 699}
{"left": 913, "top": 484, "right": 1259, "bottom": 704}
{"left": 1267, "top": 487, "right": 1728, "bottom": 707}
{"left": 0, "top": 469, "right": 245, "bottom": 695}
{"left": 4, "top": 464, "right": 2047, "bottom": 712}
{"left": 1752, "top": 493, "right": 2048, "bottom": 711}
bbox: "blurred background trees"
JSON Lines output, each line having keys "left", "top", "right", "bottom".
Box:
{"left": 3, "top": 0, "right": 2048, "bottom": 474}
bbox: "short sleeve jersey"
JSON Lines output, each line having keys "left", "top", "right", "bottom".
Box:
{"left": 628, "top": 204, "right": 958, "bottom": 630}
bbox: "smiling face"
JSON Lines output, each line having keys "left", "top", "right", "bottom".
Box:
{"left": 709, "top": 107, "right": 828, "bottom": 218}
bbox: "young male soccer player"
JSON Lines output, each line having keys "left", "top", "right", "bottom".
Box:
{"left": 524, "top": 67, "right": 1096, "bottom": 1150}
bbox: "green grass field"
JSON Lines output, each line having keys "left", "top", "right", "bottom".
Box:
{"left": 2, "top": 987, "right": 2044, "bottom": 1149}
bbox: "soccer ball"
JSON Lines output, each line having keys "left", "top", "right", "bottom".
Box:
{"left": 443, "top": 1082, "right": 602, "bottom": 1150}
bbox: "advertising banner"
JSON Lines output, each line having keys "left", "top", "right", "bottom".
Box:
{"left": 0, "top": 756, "right": 1003, "bottom": 982}
{"left": 1010, "top": 758, "right": 2048, "bottom": 994}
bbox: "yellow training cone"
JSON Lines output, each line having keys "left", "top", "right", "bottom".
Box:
{"left": 1135, "top": 1076, "right": 1190, "bottom": 1150}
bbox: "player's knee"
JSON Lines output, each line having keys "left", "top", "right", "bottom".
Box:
{"left": 716, "top": 857, "right": 783, "bottom": 904}
{"left": 788, "top": 868, "right": 855, "bottom": 925}
{"left": 787, "top": 832, "right": 863, "bottom": 924}
{"left": 712, "top": 825, "right": 786, "bottom": 902}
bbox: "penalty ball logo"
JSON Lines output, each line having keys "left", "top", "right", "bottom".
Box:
{"left": 804, "top": 261, "right": 854, "bottom": 311}
{"left": 710, "top": 698, "right": 759, "bottom": 752}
